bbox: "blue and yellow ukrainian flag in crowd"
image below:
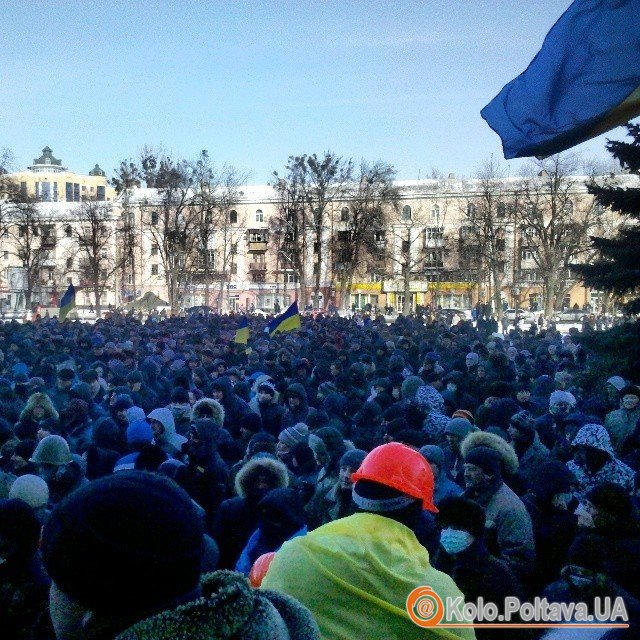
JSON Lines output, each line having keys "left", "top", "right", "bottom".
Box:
{"left": 481, "top": 0, "right": 640, "bottom": 159}
{"left": 59, "top": 284, "right": 76, "bottom": 322}
{"left": 234, "top": 315, "right": 249, "bottom": 344}
{"left": 267, "top": 300, "right": 301, "bottom": 336}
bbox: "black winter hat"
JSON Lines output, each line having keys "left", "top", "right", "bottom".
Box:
{"left": 41, "top": 471, "right": 204, "bottom": 616}
{"left": 437, "top": 497, "right": 486, "bottom": 538}
{"left": 464, "top": 446, "right": 502, "bottom": 477}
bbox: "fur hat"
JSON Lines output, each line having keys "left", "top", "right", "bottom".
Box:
{"left": 460, "top": 430, "right": 519, "bottom": 476}
{"left": 464, "top": 446, "right": 502, "bottom": 477}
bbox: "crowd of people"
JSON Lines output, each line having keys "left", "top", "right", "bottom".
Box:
{"left": 0, "top": 309, "right": 638, "bottom": 639}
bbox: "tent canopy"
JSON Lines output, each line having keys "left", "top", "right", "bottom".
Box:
{"left": 125, "top": 291, "right": 170, "bottom": 311}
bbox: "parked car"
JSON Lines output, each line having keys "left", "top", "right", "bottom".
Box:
{"left": 504, "top": 308, "right": 528, "bottom": 321}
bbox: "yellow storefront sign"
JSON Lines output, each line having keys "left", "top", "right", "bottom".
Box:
{"left": 349, "top": 282, "right": 382, "bottom": 292}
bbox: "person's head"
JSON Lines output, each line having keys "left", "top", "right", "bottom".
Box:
{"left": 444, "top": 417, "right": 473, "bottom": 453}
{"left": 620, "top": 385, "right": 640, "bottom": 411}
{"left": 583, "top": 482, "right": 634, "bottom": 531}
{"left": 30, "top": 435, "right": 72, "bottom": 482}
{"left": 57, "top": 367, "right": 75, "bottom": 389}
{"left": 42, "top": 471, "right": 204, "bottom": 640}
{"left": 351, "top": 442, "right": 437, "bottom": 529}
{"left": 463, "top": 446, "right": 502, "bottom": 492}
{"left": 0, "top": 498, "right": 41, "bottom": 570}
{"left": 507, "top": 410, "right": 536, "bottom": 445}
{"left": 549, "top": 390, "right": 576, "bottom": 417}
{"left": 419, "top": 445, "right": 445, "bottom": 480}
{"left": 338, "top": 449, "right": 367, "bottom": 490}
{"left": 257, "top": 382, "right": 276, "bottom": 405}
{"left": 277, "top": 424, "right": 308, "bottom": 461}
{"left": 437, "top": 497, "right": 485, "bottom": 555}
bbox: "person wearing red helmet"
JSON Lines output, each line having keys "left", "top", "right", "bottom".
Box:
{"left": 262, "top": 442, "right": 475, "bottom": 640}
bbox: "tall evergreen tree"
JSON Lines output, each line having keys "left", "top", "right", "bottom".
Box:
{"left": 574, "top": 124, "right": 640, "bottom": 312}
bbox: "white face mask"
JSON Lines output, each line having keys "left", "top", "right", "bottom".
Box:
{"left": 622, "top": 396, "right": 639, "bottom": 410}
{"left": 552, "top": 492, "right": 573, "bottom": 511}
{"left": 446, "top": 383, "right": 457, "bottom": 393}
{"left": 439, "top": 528, "right": 474, "bottom": 555}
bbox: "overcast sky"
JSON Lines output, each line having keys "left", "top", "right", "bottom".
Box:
{"left": 0, "top": 0, "right": 626, "bottom": 183}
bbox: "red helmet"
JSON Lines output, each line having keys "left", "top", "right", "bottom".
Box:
{"left": 351, "top": 442, "right": 438, "bottom": 512}
{"left": 249, "top": 552, "right": 276, "bottom": 587}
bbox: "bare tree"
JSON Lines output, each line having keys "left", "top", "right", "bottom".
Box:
{"left": 514, "top": 155, "right": 601, "bottom": 317}
{"left": 270, "top": 169, "right": 310, "bottom": 305}
{"left": 6, "top": 200, "right": 54, "bottom": 309}
{"left": 65, "top": 200, "right": 129, "bottom": 318}
{"left": 333, "top": 161, "right": 400, "bottom": 308}
{"left": 462, "top": 159, "right": 513, "bottom": 320}
{"left": 111, "top": 160, "right": 142, "bottom": 304}
{"left": 138, "top": 153, "right": 199, "bottom": 314}
{"left": 383, "top": 203, "right": 429, "bottom": 315}
{"left": 274, "top": 153, "right": 353, "bottom": 308}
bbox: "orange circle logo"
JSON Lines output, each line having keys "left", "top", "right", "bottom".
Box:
{"left": 406, "top": 586, "right": 444, "bottom": 627}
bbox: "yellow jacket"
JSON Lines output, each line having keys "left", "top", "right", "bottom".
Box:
{"left": 262, "top": 512, "right": 476, "bottom": 640}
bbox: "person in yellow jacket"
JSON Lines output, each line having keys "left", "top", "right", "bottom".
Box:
{"left": 262, "top": 442, "right": 476, "bottom": 640}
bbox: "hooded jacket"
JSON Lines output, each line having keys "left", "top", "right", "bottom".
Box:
{"left": 115, "top": 570, "right": 320, "bottom": 640}
{"left": 235, "top": 488, "right": 307, "bottom": 575}
{"left": 148, "top": 407, "right": 187, "bottom": 458}
{"left": 415, "top": 385, "right": 449, "bottom": 440}
{"left": 281, "top": 384, "right": 310, "bottom": 431}
{"left": 567, "top": 424, "right": 635, "bottom": 496}
{"left": 213, "top": 456, "right": 290, "bottom": 569}
{"left": 191, "top": 398, "right": 226, "bottom": 428}
{"left": 210, "top": 377, "right": 252, "bottom": 437}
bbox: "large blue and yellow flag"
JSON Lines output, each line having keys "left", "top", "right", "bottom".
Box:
{"left": 59, "top": 283, "right": 76, "bottom": 321}
{"left": 481, "top": 0, "right": 640, "bottom": 159}
{"left": 234, "top": 314, "right": 249, "bottom": 344}
{"left": 267, "top": 300, "right": 301, "bottom": 336}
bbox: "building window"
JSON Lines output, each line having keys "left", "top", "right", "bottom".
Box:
{"left": 252, "top": 272, "right": 266, "bottom": 283}
{"left": 564, "top": 200, "right": 574, "bottom": 214}
{"left": 100, "top": 269, "right": 107, "bottom": 281}
{"left": 96, "top": 185, "right": 105, "bottom": 201}
{"left": 402, "top": 205, "right": 412, "bottom": 220}
{"left": 65, "top": 225, "right": 72, "bottom": 238}
{"left": 341, "top": 207, "right": 349, "bottom": 222}
{"left": 374, "top": 230, "right": 385, "bottom": 243}
{"left": 249, "top": 231, "right": 266, "bottom": 243}
{"left": 285, "top": 272, "right": 298, "bottom": 283}
{"left": 431, "top": 204, "right": 440, "bottom": 221}
{"left": 255, "top": 209, "right": 264, "bottom": 223}
{"left": 151, "top": 264, "right": 158, "bottom": 275}
{"left": 20, "top": 182, "right": 26, "bottom": 195}
{"left": 18, "top": 225, "right": 26, "bottom": 238}
{"left": 41, "top": 182, "right": 51, "bottom": 202}
{"left": 151, "top": 245, "right": 158, "bottom": 256}
{"left": 3, "top": 251, "right": 8, "bottom": 260}
{"left": 66, "top": 182, "right": 73, "bottom": 201}
{"left": 402, "top": 240, "right": 410, "bottom": 253}
{"left": 467, "top": 202, "right": 477, "bottom": 216}
{"left": 73, "top": 184, "right": 80, "bottom": 202}
{"left": 231, "top": 242, "right": 237, "bottom": 255}
{"left": 150, "top": 211, "right": 158, "bottom": 226}
{"left": 229, "top": 210, "right": 238, "bottom": 224}
{"left": 53, "top": 182, "right": 58, "bottom": 201}
{"left": 66, "top": 258, "right": 73, "bottom": 269}
{"left": 230, "top": 263, "right": 237, "bottom": 275}
{"left": 497, "top": 203, "right": 506, "bottom": 219}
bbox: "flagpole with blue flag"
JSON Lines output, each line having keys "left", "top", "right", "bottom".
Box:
{"left": 59, "top": 283, "right": 76, "bottom": 322}
{"left": 266, "top": 300, "right": 301, "bottom": 337}
{"left": 481, "top": 0, "right": 640, "bottom": 159}
{"left": 234, "top": 314, "right": 249, "bottom": 344}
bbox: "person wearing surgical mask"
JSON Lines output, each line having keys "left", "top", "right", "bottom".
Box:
{"left": 433, "top": 497, "right": 524, "bottom": 640}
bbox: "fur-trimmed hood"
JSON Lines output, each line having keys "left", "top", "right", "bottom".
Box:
{"left": 191, "top": 398, "right": 225, "bottom": 427}
{"left": 460, "top": 430, "right": 519, "bottom": 476}
{"left": 234, "top": 456, "right": 289, "bottom": 499}
{"left": 20, "top": 392, "right": 59, "bottom": 422}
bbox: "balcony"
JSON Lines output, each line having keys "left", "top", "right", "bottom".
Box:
{"left": 249, "top": 262, "right": 267, "bottom": 271}
{"left": 248, "top": 241, "right": 268, "bottom": 252}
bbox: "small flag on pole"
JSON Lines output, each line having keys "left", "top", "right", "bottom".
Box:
{"left": 59, "top": 283, "right": 76, "bottom": 322}
{"left": 234, "top": 315, "right": 249, "bottom": 344}
{"left": 267, "top": 300, "right": 301, "bottom": 337}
